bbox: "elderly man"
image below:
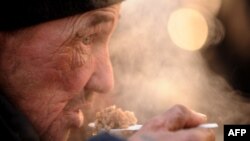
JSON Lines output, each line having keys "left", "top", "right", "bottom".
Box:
{"left": 0, "top": 0, "right": 215, "bottom": 141}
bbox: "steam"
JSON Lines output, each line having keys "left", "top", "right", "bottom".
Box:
{"left": 69, "top": 0, "right": 250, "bottom": 141}
{"left": 108, "top": 0, "right": 250, "bottom": 141}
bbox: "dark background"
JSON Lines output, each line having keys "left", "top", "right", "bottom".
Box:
{"left": 202, "top": 0, "right": 250, "bottom": 99}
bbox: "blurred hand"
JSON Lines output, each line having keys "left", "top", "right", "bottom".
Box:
{"left": 128, "top": 105, "right": 215, "bottom": 141}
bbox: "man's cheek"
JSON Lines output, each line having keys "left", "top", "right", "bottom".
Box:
{"left": 50, "top": 53, "right": 72, "bottom": 72}
{"left": 53, "top": 45, "right": 92, "bottom": 70}
{"left": 48, "top": 60, "right": 94, "bottom": 92}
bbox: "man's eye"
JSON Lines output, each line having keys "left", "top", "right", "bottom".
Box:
{"left": 82, "top": 34, "right": 95, "bottom": 45}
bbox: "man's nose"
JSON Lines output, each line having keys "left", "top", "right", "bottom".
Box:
{"left": 85, "top": 53, "right": 114, "bottom": 93}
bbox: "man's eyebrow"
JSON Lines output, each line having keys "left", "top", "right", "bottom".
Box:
{"left": 87, "top": 14, "right": 115, "bottom": 27}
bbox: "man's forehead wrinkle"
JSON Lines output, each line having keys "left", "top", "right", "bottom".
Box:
{"left": 56, "top": 13, "right": 115, "bottom": 47}
{"left": 87, "top": 13, "right": 114, "bottom": 27}
{"left": 64, "top": 17, "right": 78, "bottom": 33}
{"left": 58, "top": 15, "right": 85, "bottom": 47}
{"left": 68, "top": 17, "right": 82, "bottom": 40}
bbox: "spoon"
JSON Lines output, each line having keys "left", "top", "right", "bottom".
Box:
{"left": 88, "top": 122, "right": 218, "bottom": 131}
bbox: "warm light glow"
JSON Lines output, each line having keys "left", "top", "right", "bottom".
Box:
{"left": 167, "top": 8, "right": 208, "bottom": 51}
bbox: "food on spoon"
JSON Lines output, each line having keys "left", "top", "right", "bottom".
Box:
{"left": 94, "top": 105, "right": 137, "bottom": 131}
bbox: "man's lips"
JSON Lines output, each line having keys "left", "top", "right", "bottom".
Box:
{"left": 76, "top": 109, "right": 84, "bottom": 128}
{"left": 68, "top": 109, "right": 84, "bottom": 128}
{"left": 65, "top": 100, "right": 93, "bottom": 128}
{"left": 64, "top": 91, "right": 95, "bottom": 128}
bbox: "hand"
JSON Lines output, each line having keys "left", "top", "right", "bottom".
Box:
{"left": 128, "top": 105, "right": 215, "bottom": 141}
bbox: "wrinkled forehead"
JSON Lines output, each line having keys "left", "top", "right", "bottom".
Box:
{"left": 53, "top": 4, "right": 121, "bottom": 41}
{"left": 0, "top": 4, "right": 121, "bottom": 50}
{"left": 76, "top": 4, "right": 121, "bottom": 28}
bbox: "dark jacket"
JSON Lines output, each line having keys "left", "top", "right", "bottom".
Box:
{"left": 0, "top": 93, "right": 125, "bottom": 141}
{"left": 0, "top": 94, "right": 40, "bottom": 141}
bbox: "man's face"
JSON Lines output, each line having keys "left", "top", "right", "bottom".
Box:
{"left": 0, "top": 4, "right": 120, "bottom": 141}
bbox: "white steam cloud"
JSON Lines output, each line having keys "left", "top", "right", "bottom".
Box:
{"left": 108, "top": 0, "right": 250, "bottom": 141}
{"left": 69, "top": 0, "right": 250, "bottom": 141}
